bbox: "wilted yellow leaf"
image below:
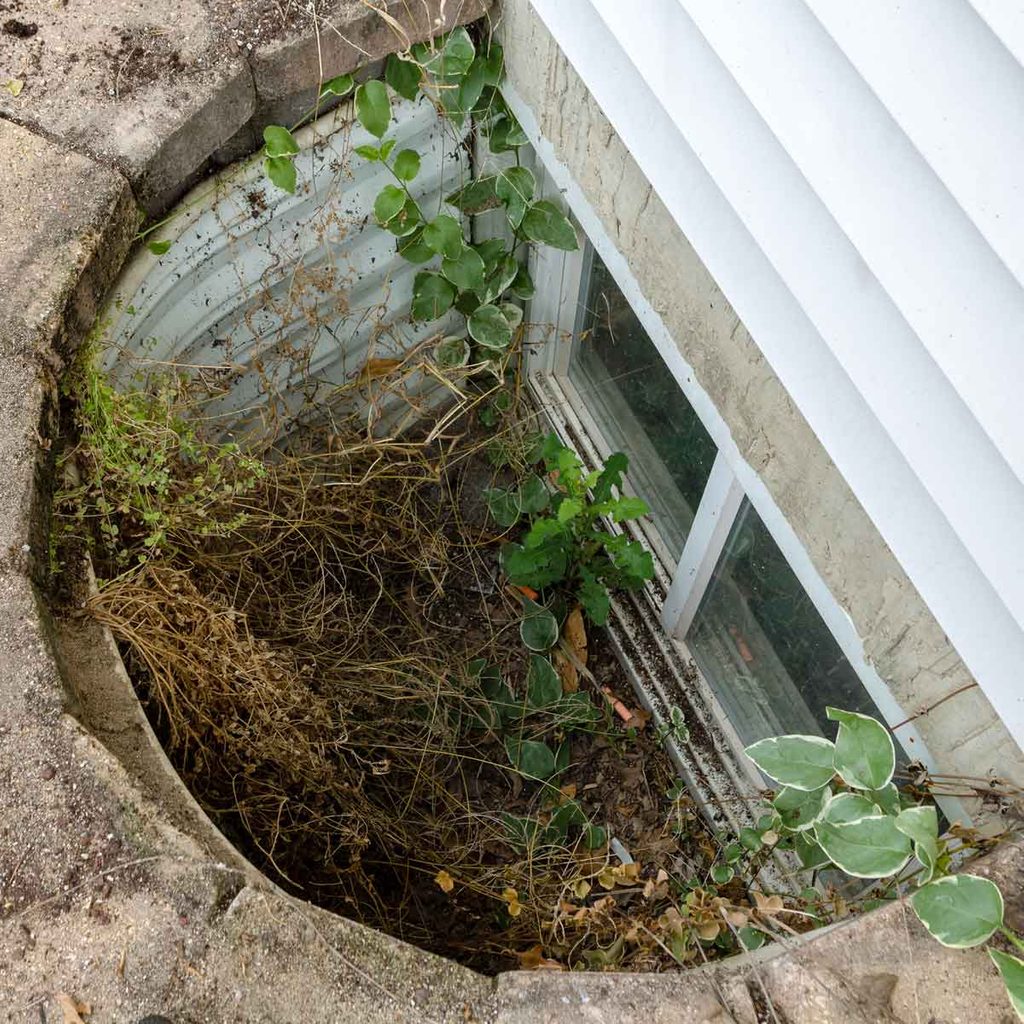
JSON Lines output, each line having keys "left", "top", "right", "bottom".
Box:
{"left": 503, "top": 887, "right": 523, "bottom": 917}
{"left": 574, "top": 878, "right": 591, "bottom": 900}
{"left": 597, "top": 866, "right": 617, "bottom": 890}
{"left": 360, "top": 357, "right": 403, "bottom": 380}
{"left": 4, "top": 80, "right": 24, "bottom": 97}
{"left": 434, "top": 869, "right": 455, "bottom": 893}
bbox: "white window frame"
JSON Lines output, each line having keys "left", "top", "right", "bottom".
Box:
{"left": 520, "top": 155, "right": 965, "bottom": 824}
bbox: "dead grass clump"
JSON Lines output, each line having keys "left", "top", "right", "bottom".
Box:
{"left": 72, "top": 419, "right": 735, "bottom": 973}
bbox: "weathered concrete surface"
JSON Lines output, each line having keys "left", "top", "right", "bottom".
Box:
{"left": 497, "top": 0, "right": 1024, "bottom": 806}
{"left": 0, "top": 114, "right": 496, "bottom": 1024}
{"left": 0, "top": 0, "right": 489, "bottom": 212}
{"left": 0, "top": 0, "right": 254, "bottom": 212}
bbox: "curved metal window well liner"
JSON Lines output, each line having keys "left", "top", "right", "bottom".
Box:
{"left": 98, "top": 95, "right": 469, "bottom": 439}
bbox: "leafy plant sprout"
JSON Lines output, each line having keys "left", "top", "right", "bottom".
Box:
{"left": 746, "top": 709, "right": 1024, "bottom": 1017}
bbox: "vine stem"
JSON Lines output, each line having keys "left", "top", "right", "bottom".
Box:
{"left": 1000, "top": 925, "right": 1024, "bottom": 954}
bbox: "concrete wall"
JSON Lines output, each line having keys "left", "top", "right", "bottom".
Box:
{"left": 496, "top": 0, "right": 1024, "bottom": 802}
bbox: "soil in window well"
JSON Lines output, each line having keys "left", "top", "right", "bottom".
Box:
{"left": 54, "top": 399, "right": 792, "bottom": 975}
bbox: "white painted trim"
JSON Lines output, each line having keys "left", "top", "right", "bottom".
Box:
{"left": 504, "top": 80, "right": 947, "bottom": 782}
{"left": 521, "top": 0, "right": 1024, "bottom": 754}
{"left": 661, "top": 452, "right": 744, "bottom": 639}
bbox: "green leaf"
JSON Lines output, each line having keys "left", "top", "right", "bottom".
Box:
{"left": 410, "top": 272, "right": 456, "bottom": 321}
{"left": 895, "top": 805, "right": 940, "bottom": 884}
{"left": 441, "top": 246, "right": 486, "bottom": 292}
{"left": 446, "top": 176, "right": 499, "bottom": 214}
{"left": 489, "top": 114, "right": 529, "bottom": 152}
{"left": 527, "top": 654, "right": 562, "bottom": 707}
{"left": 867, "top": 782, "right": 901, "bottom": 815}
{"left": 500, "top": 302, "right": 523, "bottom": 332}
{"left": 911, "top": 874, "right": 1003, "bottom": 948}
{"left": 505, "top": 736, "right": 556, "bottom": 780}
{"left": 517, "top": 475, "right": 549, "bottom": 514}
{"left": 739, "top": 827, "right": 762, "bottom": 852}
{"left": 557, "top": 497, "right": 584, "bottom": 523}
{"left": 319, "top": 73, "right": 354, "bottom": 98}
{"left": 479, "top": 254, "right": 519, "bottom": 304}
{"left": 577, "top": 573, "right": 610, "bottom": 626}
{"left": 813, "top": 813, "right": 911, "bottom": 878}
{"left": 468, "top": 303, "right": 513, "bottom": 350}
{"left": 774, "top": 785, "right": 830, "bottom": 832}
{"left": 521, "top": 599, "right": 559, "bottom": 651}
{"left": 435, "top": 335, "right": 470, "bottom": 369}
{"left": 827, "top": 707, "right": 896, "bottom": 790}
{"left": 894, "top": 805, "right": 938, "bottom": 846}
{"left": 608, "top": 538, "right": 654, "bottom": 585}
{"left": 585, "top": 823, "right": 608, "bottom": 849}
{"left": 510, "top": 264, "right": 535, "bottom": 300}
{"left": 484, "top": 487, "right": 519, "bottom": 528}
{"left": 355, "top": 79, "right": 391, "bottom": 138}
{"left": 744, "top": 735, "right": 836, "bottom": 791}
{"left": 548, "top": 798, "right": 586, "bottom": 838}
{"left": 501, "top": 537, "right": 570, "bottom": 589}
{"left": 522, "top": 200, "right": 579, "bottom": 251}
{"left": 793, "top": 832, "right": 831, "bottom": 870}
{"left": 495, "top": 166, "right": 536, "bottom": 228}
{"left": 147, "top": 239, "right": 171, "bottom": 256}
{"left": 737, "top": 927, "right": 766, "bottom": 951}
{"left": 397, "top": 228, "right": 435, "bottom": 264}
{"left": 380, "top": 139, "right": 396, "bottom": 161}
{"left": 393, "top": 148, "right": 421, "bottom": 182}
{"left": 441, "top": 55, "right": 487, "bottom": 128}
{"left": 819, "top": 791, "right": 881, "bottom": 825}
{"left": 384, "top": 198, "right": 421, "bottom": 237}
{"left": 374, "top": 184, "right": 406, "bottom": 225}
{"left": 423, "top": 26, "right": 475, "bottom": 77}
{"left": 354, "top": 144, "right": 380, "bottom": 161}
{"left": 422, "top": 214, "right": 464, "bottom": 259}
{"left": 263, "top": 124, "right": 299, "bottom": 157}
{"left": 386, "top": 53, "right": 422, "bottom": 100}
{"left": 482, "top": 42, "right": 504, "bottom": 86}
{"left": 264, "top": 156, "right": 297, "bottom": 194}
{"left": 711, "top": 864, "right": 734, "bottom": 885}
{"left": 592, "top": 452, "right": 628, "bottom": 502}
{"left": 988, "top": 948, "right": 1024, "bottom": 1020}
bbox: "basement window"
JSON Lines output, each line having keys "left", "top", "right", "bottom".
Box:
{"left": 527, "top": 226, "right": 923, "bottom": 781}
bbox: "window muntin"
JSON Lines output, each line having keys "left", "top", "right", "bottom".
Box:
{"left": 567, "top": 249, "right": 718, "bottom": 560}
{"left": 686, "top": 498, "right": 891, "bottom": 745}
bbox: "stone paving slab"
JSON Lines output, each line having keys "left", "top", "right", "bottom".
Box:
{"left": 0, "top": 0, "right": 254, "bottom": 212}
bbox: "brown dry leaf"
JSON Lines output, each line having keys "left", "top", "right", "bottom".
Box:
{"left": 559, "top": 782, "right": 577, "bottom": 800}
{"left": 752, "top": 891, "right": 785, "bottom": 915}
{"left": 56, "top": 994, "right": 90, "bottom": 1024}
{"left": 360, "top": 357, "right": 403, "bottom": 380}
{"left": 696, "top": 920, "right": 721, "bottom": 941}
{"left": 658, "top": 906, "right": 685, "bottom": 937}
{"left": 629, "top": 706, "right": 652, "bottom": 729}
{"left": 516, "top": 945, "right": 565, "bottom": 971}
{"left": 655, "top": 868, "right": 669, "bottom": 884}
{"left": 553, "top": 650, "right": 579, "bottom": 693}
{"left": 434, "top": 869, "right": 455, "bottom": 894}
{"left": 726, "top": 909, "right": 749, "bottom": 927}
{"left": 564, "top": 607, "right": 588, "bottom": 665}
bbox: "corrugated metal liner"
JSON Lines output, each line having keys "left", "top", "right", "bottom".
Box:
{"left": 100, "top": 95, "right": 469, "bottom": 437}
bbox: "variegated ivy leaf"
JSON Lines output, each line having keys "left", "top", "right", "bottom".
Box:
{"left": 826, "top": 706, "right": 896, "bottom": 790}
{"left": 744, "top": 735, "right": 836, "bottom": 792}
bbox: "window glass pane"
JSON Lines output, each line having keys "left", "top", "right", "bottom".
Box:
{"left": 687, "top": 499, "right": 890, "bottom": 745}
{"left": 567, "top": 249, "right": 718, "bottom": 560}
